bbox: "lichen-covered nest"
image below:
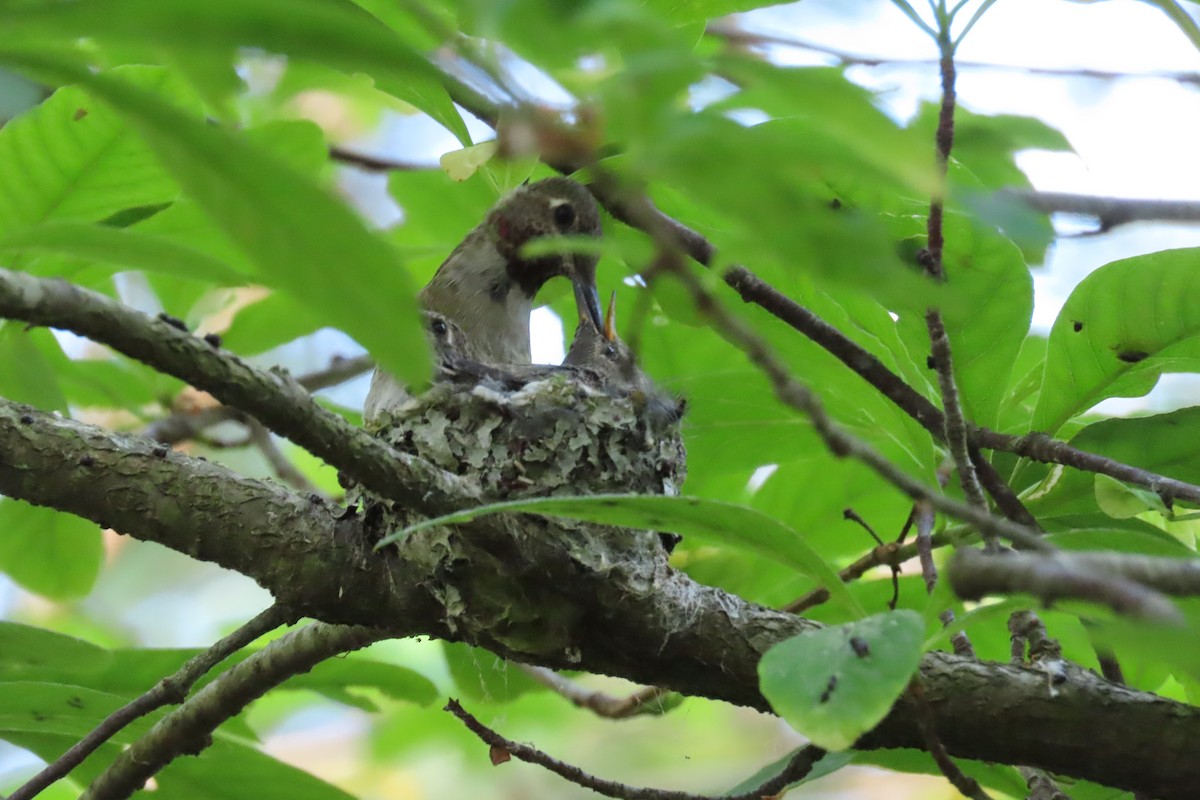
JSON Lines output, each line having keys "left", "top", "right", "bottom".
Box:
{"left": 366, "top": 365, "right": 686, "bottom": 500}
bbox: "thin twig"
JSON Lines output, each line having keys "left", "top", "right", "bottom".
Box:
{"left": 916, "top": 498, "right": 975, "bottom": 658}
{"left": 445, "top": 698, "right": 823, "bottom": 800}
{"left": 81, "top": 623, "right": 385, "bottom": 800}
{"left": 245, "top": 418, "right": 324, "bottom": 496}
{"left": 9, "top": 605, "right": 291, "bottom": 800}
{"left": 706, "top": 21, "right": 1200, "bottom": 87}
{"left": 517, "top": 665, "right": 675, "bottom": 719}
{"left": 908, "top": 679, "right": 994, "bottom": 800}
{"left": 329, "top": 144, "right": 432, "bottom": 173}
{"left": 948, "top": 549, "right": 1187, "bottom": 623}
{"left": 922, "top": 21, "right": 991, "bottom": 538}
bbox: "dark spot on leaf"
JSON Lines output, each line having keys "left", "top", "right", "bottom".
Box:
{"left": 203, "top": 332, "right": 222, "bottom": 348}
{"left": 73, "top": 108, "right": 88, "bottom": 121}
{"left": 819, "top": 674, "right": 838, "bottom": 704}
{"left": 32, "top": 711, "right": 47, "bottom": 722}
{"left": 828, "top": 198, "right": 842, "bottom": 211}
{"left": 19, "top": 414, "right": 34, "bottom": 425}
{"left": 926, "top": 355, "right": 936, "bottom": 369}
{"left": 1117, "top": 351, "right": 1149, "bottom": 364}
{"left": 157, "top": 312, "right": 187, "bottom": 332}
{"left": 79, "top": 455, "right": 95, "bottom": 467}
{"left": 850, "top": 637, "right": 870, "bottom": 658}
{"left": 67, "top": 696, "right": 84, "bottom": 709}
{"left": 1072, "top": 321, "right": 1083, "bottom": 332}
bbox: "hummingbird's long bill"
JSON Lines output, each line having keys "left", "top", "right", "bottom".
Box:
{"left": 574, "top": 279, "right": 605, "bottom": 335}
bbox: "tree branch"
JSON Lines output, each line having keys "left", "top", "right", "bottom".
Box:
{"left": 948, "top": 549, "right": 1198, "bottom": 621}
{"left": 8, "top": 604, "right": 291, "bottom": 800}
{"left": 81, "top": 622, "right": 384, "bottom": 800}
{"left": 1, "top": 398, "right": 1199, "bottom": 795}
{"left": 0, "top": 267, "right": 474, "bottom": 514}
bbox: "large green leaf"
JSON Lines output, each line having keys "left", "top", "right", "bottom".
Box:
{"left": 0, "top": 64, "right": 185, "bottom": 240}
{"left": 1033, "top": 248, "right": 1200, "bottom": 435}
{"left": 759, "top": 610, "right": 925, "bottom": 751}
{"left": 0, "top": 682, "right": 152, "bottom": 741}
{"left": 0, "top": 221, "right": 246, "bottom": 285}
{"left": 0, "top": 324, "right": 68, "bottom": 412}
{"left": 384, "top": 493, "right": 864, "bottom": 616}
{"left": 0, "top": 500, "right": 103, "bottom": 600}
{"left": 0, "top": 58, "right": 432, "bottom": 385}
{"left": 0, "top": 623, "right": 112, "bottom": 680}
{"left": 0, "top": 0, "right": 468, "bottom": 145}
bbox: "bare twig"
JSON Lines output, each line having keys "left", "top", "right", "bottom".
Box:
{"left": 707, "top": 21, "right": 1200, "bottom": 87}
{"left": 783, "top": 538, "right": 921, "bottom": 614}
{"left": 445, "top": 698, "right": 823, "bottom": 800}
{"left": 948, "top": 549, "right": 1185, "bottom": 623}
{"left": 9, "top": 604, "right": 291, "bottom": 800}
{"left": 922, "top": 22, "right": 991, "bottom": 537}
{"left": 908, "top": 678, "right": 994, "bottom": 800}
{"left": 81, "top": 623, "right": 384, "bottom": 800}
{"left": 246, "top": 418, "right": 324, "bottom": 496}
{"left": 916, "top": 498, "right": 975, "bottom": 658}
{"left": 143, "top": 354, "right": 374, "bottom": 446}
{"left": 329, "top": 144, "right": 432, "bottom": 173}
{"left": 517, "top": 665, "right": 675, "bottom": 719}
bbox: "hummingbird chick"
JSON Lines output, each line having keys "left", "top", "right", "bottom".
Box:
{"left": 564, "top": 292, "right": 687, "bottom": 427}
{"left": 365, "top": 177, "right": 605, "bottom": 424}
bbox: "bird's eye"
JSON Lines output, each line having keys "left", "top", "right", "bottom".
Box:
{"left": 552, "top": 202, "right": 576, "bottom": 229}
{"left": 603, "top": 344, "right": 618, "bottom": 359}
{"left": 431, "top": 319, "right": 448, "bottom": 336}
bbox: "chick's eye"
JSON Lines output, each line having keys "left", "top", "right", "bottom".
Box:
{"left": 552, "top": 202, "right": 576, "bottom": 229}
{"left": 431, "top": 319, "right": 448, "bottom": 336}
{"left": 603, "top": 344, "right": 618, "bottom": 359}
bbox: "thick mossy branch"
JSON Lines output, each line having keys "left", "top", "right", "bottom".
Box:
{"left": 2, "top": 397, "right": 1200, "bottom": 796}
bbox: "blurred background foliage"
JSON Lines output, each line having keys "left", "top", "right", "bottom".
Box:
{"left": 0, "top": 0, "right": 1198, "bottom": 798}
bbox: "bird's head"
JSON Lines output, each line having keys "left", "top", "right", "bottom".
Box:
{"left": 488, "top": 177, "right": 604, "bottom": 333}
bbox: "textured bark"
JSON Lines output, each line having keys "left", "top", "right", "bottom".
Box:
{"left": 2, "top": 398, "right": 1200, "bottom": 797}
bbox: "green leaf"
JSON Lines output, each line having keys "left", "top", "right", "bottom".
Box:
{"left": 443, "top": 642, "right": 545, "bottom": 704}
{"left": 385, "top": 493, "right": 864, "bottom": 617}
{"left": 155, "top": 738, "right": 357, "bottom": 800}
{"left": 0, "top": 623, "right": 112, "bottom": 680}
{"left": 0, "top": 221, "right": 247, "bottom": 285}
{"left": 0, "top": 0, "right": 469, "bottom": 144}
{"left": 759, "top": 610, "right": 925, "bottom": 751}
{"left": 1095, "top": 474, "right": 1172, "bottom": 519}
{"left": 0, "top": 64, "right": 187, "bottom": 240}
{"left": 0, "top": 682, "right": 151, "bottom": 740}
{"left": 0, "top": 324, "right": 67, "bottom": 412}
{"left": 1033, "top": 248, "right": 1200, "bottom": 436}
{"left": 0, "top": 500, "right": 103, "bottom": 600}
{"left": 0, "top": 58, "right": 432, "bottom": 386}
{"left": 287, "top": 656, "right": 437, "bottom": 707}
{"left": 1029, "top": 407, "right": 1200, "bottom": 521}
{"left": 221, "top": 293, "right": 324, "bottom": 356}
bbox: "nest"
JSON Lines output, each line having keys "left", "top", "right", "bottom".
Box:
{"left": 351, "top": 364, "right": 687, "bottom": 539}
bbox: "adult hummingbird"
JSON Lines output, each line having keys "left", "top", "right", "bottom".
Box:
{"left": 365, "top": 177, "right": 604, "bottom": 423}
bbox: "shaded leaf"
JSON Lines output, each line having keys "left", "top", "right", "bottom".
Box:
{"left": 386, "top": 493, "right": 864, "bottom": 616}
{"left": 1033, "top": 248, "right": 1200, "bottom": 436}
{"left": 759, "top": 610, "right": 924, "bottom": 751}
{"left": 0, "top": 500, "right": 103, "bottom": 600}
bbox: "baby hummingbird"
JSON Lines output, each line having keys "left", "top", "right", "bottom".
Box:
{"left": 564, "top": 292, "right": 687, "bottom": 426}
{"left": 366, "top": 177, "right": 604, "bottom": 423}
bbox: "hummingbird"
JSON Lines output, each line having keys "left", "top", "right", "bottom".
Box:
{"left": 563, "top": 291, "right": 687, "bottom": 425}
{"left": 365, "top": 177, "right": 605, "bottom": 424}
